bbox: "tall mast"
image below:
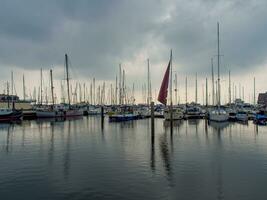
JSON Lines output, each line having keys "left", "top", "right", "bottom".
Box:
{"left": 115, "top": 76, "right": 117, "bottom": 105}
{"left": 93, "top": 78, "right": 95, "bottom": 105}
{"left": 170, "top": 49, "right": 173, "bottom": 105}
{"left": 7, "top": 82, "right": 10, "bottom": 108}
{"left": 185, "top": 76, "right": 188, "bottom": 104}
{"left": 206, "top": 78, "right": 208, "bottom": 106}
{"left": 175, "top": 73, "right": 178, "bottom": 105}
{"left": 11, "top": 71, "right": 14, "bottom": 96}
{"left": 119, "top": 64, "right": 122, "bottom": 105}
{"left": 147, "top": 59, "right": 149, "bottom": 105}
{"left": 83, "top": 83, "right": 86, "bottom": 102}
{"left": 79, "top": 83, "right": 82, "bottom": 103}
{"left": 132, "top": 83, "right": 135, "bottom": 104}
{"left": 217, "top": 22, "right": 221, "bottom": 107}
{"left": 211, "top": 58, "right": 215, "bottom": 106}
{"left": 110, "top": 84, "right": 113, "bottom": 105}
{"left": 50, "top": 69, "right": 55, "bottom": 107}
{"left": 195, "top": 73, "right": 198, "bottom": 104}
{"left": 90, "top": 82, "right": 92, "bottom": 104}
{"left": 40, "top": 68, "right": 43, "bottom": 105}
{"left": 122, "top": 69, "right": 125, "bottom": 105}
{"left": 65, "top": 54, "right": 71, "bottom": 107}
{"left": 170, "top": 49, "right": 173, "bottom": 134}
{"left": 23, "top": 74, "right": 26, "bottom": 101}
{"left": 229, "top": 70, "right": 231, "bottom": 104}
{"left": 253, "top": 77, "right": 256, "bottom": 105}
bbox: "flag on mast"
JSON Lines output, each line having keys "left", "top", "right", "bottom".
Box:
{"left": 157, "top": 61, "right": 170, "bottom": 105}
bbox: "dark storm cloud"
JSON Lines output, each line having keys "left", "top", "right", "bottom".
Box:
{"left": 0, "top": 0, "right": 266, "bottom": 80}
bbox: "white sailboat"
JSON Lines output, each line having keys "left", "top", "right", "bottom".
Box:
{"left": 64, "top": 54, "right": 84, "bottom": 117}
{"left": 209, "top": 23, "right": 229, "bottom": 122}
{"left": 36, "top": 69, "right": 64, "bottom": 118}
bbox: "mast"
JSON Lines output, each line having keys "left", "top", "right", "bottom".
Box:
{"left": 23, "top": 74, "right": 26, "bottom": 101}
{"left": 65, "top": 54, "right": 71, "bottom": 107}
{"left": 175, "top": 73, "right": 178, "bottom": 105}
{"left": 115, "top": 75, "right": 118, "bottom": 105}
{"left": 90, "top": 82, "right": 92, "bottom": 104}
{"left": 217, "top": 22, "right": 221, "bottom": 107}
{"left": 253, "top": 77, "right": 256, "bottom": 105}
{"left": 11, "top": 71, "right": 14, "bottom": 96}
{"left": 110, "top": 84, "right": 113, "bottom": 105}
{"left": 211, "top": 58, "right": 215, "bottom": 106}
{"left": 229, "top": 70, "right": 231, "bottom": 104}
{"left": 206, "top": 78, "right": 208, "bottom": 107}
{"left": 7, "top": 82, "right": 10, "bottom": 108}
{"left": 132, "top": 83, "right": 135, "bottom": 104}
{"left": 195, "top": 73, "right": 198, "bottom": 104}
{"left": 93, "top": 78, "right": 95, "bottom": 105}
{"left": 50, "top": 69, "right": 55, "bottom": 107}
{"left": 40, "top": 68, "right": 43, "bottom": 105}
{"left": 122, "top": 69, "right": 125, "bottom": 105}
{"left": 170, "top": 49, "right": 173, "bottom": 134}
{"left": 185, "top": 76, "right": 188, "bottom": 104}
{"left": 147, "top": 58, "right": 152, "bottom": 105}
{"left": 170, "top": 50, "right": 173, "bottom": 105}
{"left": 119, "top": 64, "right": 122, "bottom": 105}
{"left": 83, "top": 83, "right": 86, "bottom": 102}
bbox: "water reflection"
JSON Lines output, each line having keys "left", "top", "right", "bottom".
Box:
{"left": 209, "top": 121, "right": 230, "bottom": 131}
{"left": 1, "top": 117, "right": 267, "bottom": 200}
{"left": 159, "top": 131, "right": 173, "bottom": 186}
{"left": 163, "top": 119, "right": 183, "bottom": 127}
{"left": 150, "top": 131, "right": 155, "bottom": 172}
{"left": 64, "top": 120, "right": 71, "bottom": 179}
{"left": 48, "top": 122, "right": 55, "bottom": 166}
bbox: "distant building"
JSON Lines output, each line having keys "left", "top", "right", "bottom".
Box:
{"left": 0, "top": 94, "right": 19, "bottom": 102}
{"left": 258, "top": 92, "right": 267, "bottom": 106}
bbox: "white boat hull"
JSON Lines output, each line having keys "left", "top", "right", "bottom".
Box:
{"left": 36, "top": 110, "right": 65, "bottom": 118}
{"left": 209, "top": 113, "right": 229, "bottom": 122}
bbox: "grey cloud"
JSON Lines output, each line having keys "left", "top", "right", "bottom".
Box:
{"left": 0, "top": 0, "right": 266, "bottom": 83}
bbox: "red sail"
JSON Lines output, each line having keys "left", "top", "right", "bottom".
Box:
{"left": 157, "top": 61, "right": 170, "bottom": 105}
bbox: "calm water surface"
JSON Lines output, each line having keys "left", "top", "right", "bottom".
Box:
{"left": 1, "top": 117, "right": 267, "bottom": 200}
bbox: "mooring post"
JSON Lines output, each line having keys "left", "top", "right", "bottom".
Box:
{"left": 101, "top": 106, "right": 104, "bottom": 129}
{"left": 151, "top": 102, "right": 155, "bottom": 136}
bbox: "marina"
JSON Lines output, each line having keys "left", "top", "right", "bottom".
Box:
{"left": 1, "top": 1, "right": 267, "bottom": 199}
{"left": 1, "top": 117, "right": 267, "bottom": 199}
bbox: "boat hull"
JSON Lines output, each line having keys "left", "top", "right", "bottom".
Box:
{"left": 65, "top": 110, "right": 84, "bottom": 117}
{"left": 209, "top": 113, "right": 229, "bottom": 122}
{"left": 0, "top": 110, "right": 23, "bottom": 122}
{"left": 109, "top": 114, "right": 138, "bottom": 122}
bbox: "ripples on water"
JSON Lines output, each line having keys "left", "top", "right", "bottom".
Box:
{"left": 0, "top": 117, "right": 267, "bottom": 200}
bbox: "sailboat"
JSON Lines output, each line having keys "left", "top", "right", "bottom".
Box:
{"left": 36, "top": 69, "right": 64, "bottom": 118}
{"left": 158, "top": 51, "right": 183, "bottom": 121}
{"left": 63, "top": 54, "right": 84, "bottom": 117}
{"left": 209, "top": 23, "right": 229, "bottom": 122}
{"left": 0, "top": 108, "right": 22, "bottom": 122}
{"left": 0, "top": 74, "right": 23, "bottom": 122}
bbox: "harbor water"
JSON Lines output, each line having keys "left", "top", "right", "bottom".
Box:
{"left": 1, "top": 117, "right": 267, "bottom": 200}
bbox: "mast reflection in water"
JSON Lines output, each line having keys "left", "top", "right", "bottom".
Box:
{"left": 0, "top": 117, "right": 267, "bottom": 200}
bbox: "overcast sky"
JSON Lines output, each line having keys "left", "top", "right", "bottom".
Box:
{"left": 1, "top": 0, "right": 267, "bottom": 104}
